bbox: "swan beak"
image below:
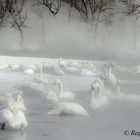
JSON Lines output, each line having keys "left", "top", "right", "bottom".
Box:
{"left": 9, "top": 107, "right": 15, "bottom": 113}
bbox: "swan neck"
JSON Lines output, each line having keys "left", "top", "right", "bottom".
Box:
{"left": 108, "top": 65, "right": 112, "bottom": 75}
{"left": 40, "top": 65, "right": 43, "bottom": 78}
{"left": 58, "top": 81, "right": 63, "bottom": 95}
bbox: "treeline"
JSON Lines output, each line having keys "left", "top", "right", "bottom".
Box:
{"left": 35, "top": 0, "right": 140, "bottom": 23}
{"left": 0, "top": 0, "right": 140, "bottom": 45}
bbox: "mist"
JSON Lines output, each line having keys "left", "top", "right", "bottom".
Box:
{"left": 0, "top": 1, "right": 140, "bottom": 64}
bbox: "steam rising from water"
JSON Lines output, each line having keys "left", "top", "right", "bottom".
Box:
{"left": 0, "top": 7, "right": 140, "bottom": 63}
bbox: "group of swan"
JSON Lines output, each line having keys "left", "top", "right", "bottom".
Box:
{"left": 89, "top": 63, "right": 121, "bottom": 109}
{"left": 90, "top": 77, "right": 109, "bottom": 109}
{"left": 46, "top": 74, "right": 113, "bottom": 116}
{"left": 46, "top": 79, "right": 89, "bottom": 116}
{"left": 46, "top": 75, "right": 112, "bottom": 116}
{"left": 0, "top": 94, "right": 27, "bottom": 130}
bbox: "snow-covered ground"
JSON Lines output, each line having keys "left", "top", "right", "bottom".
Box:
{"left": 0, "top": 56, "right": 140, "bottom": 140}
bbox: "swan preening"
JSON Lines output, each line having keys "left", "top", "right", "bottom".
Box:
{"left": 9, "top": 95, "right": 26, "bottom": 112}
{"left": 0, "top": 94, "right": 26, "bottom": 111}
{"left": 53, "top": 79, "right": 75, "bottom": 99}
{"left": 0, "top": 94, "right": 27, "bottom": 130}
{"left": 0, "top": 106, "right": 27, "bottom": 130}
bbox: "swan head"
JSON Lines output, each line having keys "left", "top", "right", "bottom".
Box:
{"left": 91, "top": 80, "right": 100, "bottom": 90}
{"left": 9, "top": 106, "right": 15, "bottom": 113}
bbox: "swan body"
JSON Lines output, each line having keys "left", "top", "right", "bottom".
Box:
{"left": 0, "top": 106, "right": 27, "bottom": 130}
{"left": 52, "top": 65, "right": 64, "bottom": 75}
{"left": 29, "top": 76, "right": 48, "bottom": 93}
{"left": 0, "top": 64, "right": 8, "bottom": 70}
{"left": 90, "top": 91, "right": 109, "bottom": 109}
{"left": 54, "top": 79, "right": 74, "bottom": 99}
{"left": 33, "top": 76, "right": 48, "bottom": 86}
{"left": 48, "top": 102, "right": 89, "bottom": 116}
{"left": 64, "top": 66, "right": 79, "bottom": 75}
{"left": 59, "top": 59, "right": 68, "bottom": 69}
{"left": 81, "top": 69, "right": 96, "bottom": 76}
{"left": 23, "top": 69, "right": 34, "bottom": 75}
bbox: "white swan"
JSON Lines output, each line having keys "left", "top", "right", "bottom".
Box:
{"left": 0, "top": 106, "right": 27, "bottom": 130}
{"left": 90, "top": 79, "right": 109, "bottom": 109}
{"left": 104, "top": 63, "right": 120, "bottom": 94}
{"left": 53, "top": 79, "right": 74, "bottom": 99}
{"left": 23, "top": 68, "right": 34, "bottom": 75}
{"left": 58, "top": 58, "right": 68, "bottom": 69}
{"left": 48, "top": 102, "right": 89, "bottom": 117}
{"left": 28, "top": 63, "right": 48, "bottom": 93}
{"left": 81, "top": 69, "right": 97, "bottom": 76}
{"left": 34, "top": 62, "right": 48, "bottom": 86}
{"left": 52, "top": 64, "right": 65, "bottom": 75}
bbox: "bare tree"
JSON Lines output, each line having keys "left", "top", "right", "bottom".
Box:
{"left": 120, "top": 0, "right": 140, "bottom": 16}
{"left": 0, "top": 0, "right": 27, "bottom": 45}
{"left": 35, "top": 0, "right": 62, "bottom": 16}
{"left": 62, "top": 0, "right": 114, "bottom": 25}
{"left": 119, "top": 0, "right": 140, "bottom": 49}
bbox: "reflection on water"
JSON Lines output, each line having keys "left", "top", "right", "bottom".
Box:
{"left": 0, "top": 130, "right": 27, "bottom": 140}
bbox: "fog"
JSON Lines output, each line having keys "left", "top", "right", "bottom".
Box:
{"left": 0, "top": 3, "right": 140, "bottom": 64}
